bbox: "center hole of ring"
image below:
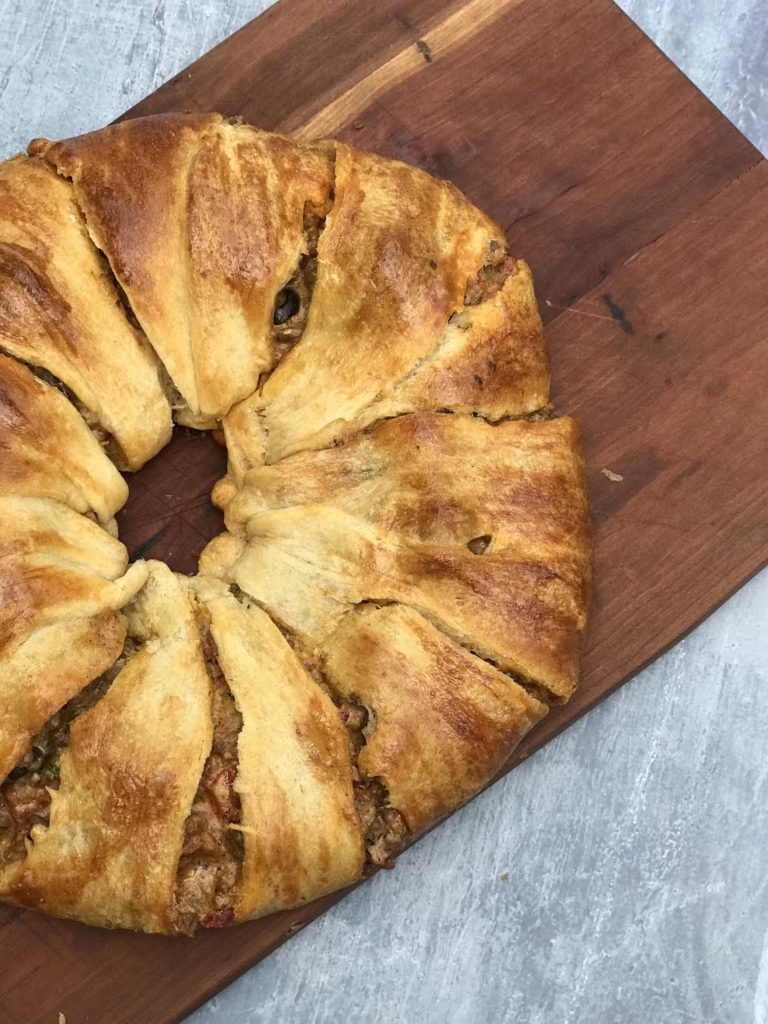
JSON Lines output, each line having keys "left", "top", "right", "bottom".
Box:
{"left": 116, "top": 427, "right": 227, "bottom": 574}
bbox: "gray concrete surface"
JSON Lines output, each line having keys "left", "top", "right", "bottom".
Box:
{"left": 1, "top": 2, "right": 766, "bottom": 1022}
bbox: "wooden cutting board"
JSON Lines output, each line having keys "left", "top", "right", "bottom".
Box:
{"left": 2, "top": 1, "right": 767, "bottom": 1021}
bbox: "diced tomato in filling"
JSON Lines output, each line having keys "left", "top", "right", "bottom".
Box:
{"left": 0, "top": 639, "right": 139, "bottom": 868}
{"left": 202, "top": 907, "right": 235, "bottom": 929}
{"left": 208, "top": 765, "right": 239, "bottom": 819}
{"left": 172, "top": 622, "right": 243, "bottom": 934}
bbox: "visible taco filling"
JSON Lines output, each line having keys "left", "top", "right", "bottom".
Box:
{"left": 271, "top": 204, "right": 325, "bottom": 362}
{"left": 71, "top": 397, "right": 127, "bottom": 466}
{"left": 463, "top": 250, "right": 518, "bottom": 306}
{"left": 0, "top": 637, "right": 139, "bottom": 867}
{"left": 338, "top": 699, "right": 408, "bottom": 870}
{"left": 5, "top": 355, "right": 129, "bottom": 468}
{"left": 172, "top": 618, "right": 243, "bottom": 934}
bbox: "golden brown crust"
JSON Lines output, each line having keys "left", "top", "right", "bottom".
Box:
{"left": 0, "top": 155, "right": 172, "bottom": 469}
{"left": 0, "top": 614, "right": 127, "bottom": 787}
{"left": 0, "top": 496, "right": 147, "bottom": 658}
{"left": 34, "top": 114, "right": 331, "bottom": 421}
{"left": 0, "top": 562, "right": 212, "bottom": 932}
{"left": 215, "top": 153, "right": 549, "bottom": 496}
{"left": 0, "top": 115, "right": 591, "bottom": 934}
{"left": 215, "top": 258, "right": 550, "bottom": 496}
{"left": 227, "top": 411, "right": 589, "bottom": 559}
{"left": 259, "top": 141, "right": 508, "bottom": 462}
{"left": 194, "top": 578, "right": 364, "bottom": 919}
{"left": 322, "top": 604, "right": 548, "bottom": 834}
{"left": 205, "top": 413, "right": 590, "bottom": 701}
{"left": 358, "top": 259, "right": 550, "bottom": 425}
{"left": 0, "top": 353, "right": 127, "bottom": 521}
{"left": 0, "top": 496, "right": 147, "bottom": 783}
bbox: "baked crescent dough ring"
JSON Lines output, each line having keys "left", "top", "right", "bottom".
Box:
{"left": 0, "top": 113, "right": 591, "bottom": 934}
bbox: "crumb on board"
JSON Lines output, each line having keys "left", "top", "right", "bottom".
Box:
{"left": 500, "top": 872, "right": 509, "bottom": 881}
{"left": 601, "top": 467, "right": 624, "bottom": 483}
{"left": 58, "top": 1014, "right": 67, "bottom": 1024}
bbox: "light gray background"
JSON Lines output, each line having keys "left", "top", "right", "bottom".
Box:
{"left": 1, "top": 3, "right": 766, "bottom": 1022}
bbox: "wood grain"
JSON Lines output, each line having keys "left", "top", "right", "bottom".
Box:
{"left": 291, "top": 0, "right": 519, "bottom": 140}
{"left": 124, "top": 0, "right": 468, "bottom": 130}
{"left": 117, "top": 429, "right": 227, "bottom": 575}
{"left": 1, "top": 0, "right": 767, "bottom": 1021}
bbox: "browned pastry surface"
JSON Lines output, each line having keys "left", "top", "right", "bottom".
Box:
{"left": 0, "top": 154, "right": 172, "bottom": 468}
{"left": 202, "top": 413, "right": 590, "bottom": 701}
{"left": 194, "top": 578, "right": 364, "bottom": 922}
{"left": 33, "top": 114, "right": 331, "bottom": 426}
{"left": 0, "top": 563, "right": 211, "bottom": 932}
{"left": 321, "top": 603, "right": 548, "bottom": 835}
{"left": 0, "top": 352, "right": 127, "bottom": 522}
{"left": 0, "top": 113, "right": 591, "bottom": 934}
{"left": 0, "top": 496, "right": 146, "bottom": 786}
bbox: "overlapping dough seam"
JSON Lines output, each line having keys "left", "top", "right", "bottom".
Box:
{"left": 369, "top": 251, "right": 554, "bottom": 427}
{"left": 224, "top": 245, "right": 552, "bottom": 480}
{"left": 40, "top": 131, "right": 339, "bottom": 439}
{"left": 383, "top": 244, "right": 517, "bottom": 392}
{"left": 1, "top": 154, "right": 171, "bottom": 469}
{"left": 268, "top": 143, "right": 337, "bottom": 369}
{"left": 0, "top": 345, "right": 134, "bottom": 475}
{"left": 103, "top": 251, "right": 188, "bottom": 418}
{"left": 223, "top": 585, "right": 556, "bottom": 853}
{"left": 221, "top": 487, "right": 583, "bottom": 703}
{"left": 0, "top": 632, "right": 140, "bottom": 870}
{"left": 366, "top": 588, "right": 568, "bottom": 708}
{"left": 225, "top": 585, "right": 408, "bottom": 871}
{"left": 30, "top": 152, "right": 194, "bottom": 431}
{"left": 222, "top": 583, "right": 560, "bottom": 856}
{"left": 228, "top": 143, "right": 339, "bottom": 469}
{"left": 83, "top": 235, "right": 183, "bottom": 426}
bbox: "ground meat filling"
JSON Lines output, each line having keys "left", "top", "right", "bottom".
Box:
{"left": 0, "top": 637, "right": 139, "bottom": 868}
{"left": 172, "top": 621, "right": 243, "bottom": 934}
{"left": 463, "top": 251, "right": 518, "bottom": 306}
{"left": 216, "top": 597, "right": 407, "bottom": 875}
{"left": 271, "top": 205, "right": 325, "bottom": 362}
{"left": 72, "top": 398, "right": 127, "bottom": 466}
{"left": 338, "top": 700, "right": 408, "bottom": 870}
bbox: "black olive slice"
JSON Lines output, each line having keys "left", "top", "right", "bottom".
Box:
{"left": 273, "top": 288, "right": 301, "bottom": 325}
